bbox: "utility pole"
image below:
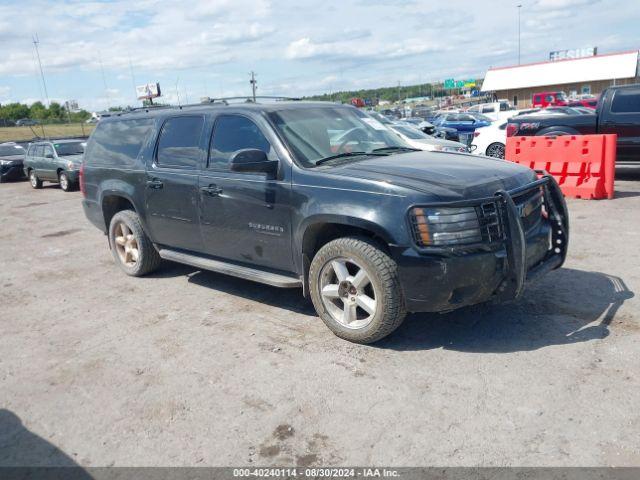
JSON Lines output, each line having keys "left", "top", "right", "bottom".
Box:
{"left": 99, "top": 53, "right": 110, "bottom": 108}
{"left": 32, "top": 34, "right": 50, "bottom": 106}
{"left": 517, "top": 4, "right": 522, "bottom": 65}
{"left": 397, "top": 81, "right": 401, "bottom": 104}
{"left": 128, "top": 54, "right": 137, "bottom": 104}
{"left": 249, "top": 71, "right": 257, "bottom": 102}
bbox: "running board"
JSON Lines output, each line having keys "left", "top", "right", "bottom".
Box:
{"left": 158, "top": 248, "right": 302, "bottom": 288}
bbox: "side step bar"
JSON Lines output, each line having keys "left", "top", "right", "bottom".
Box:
{"left": 158, "top": 248, "right": 302, "bottom": 288}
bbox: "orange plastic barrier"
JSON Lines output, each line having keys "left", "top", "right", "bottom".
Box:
{"left": 505, "top": 134, "right": 617, "bottom": 199}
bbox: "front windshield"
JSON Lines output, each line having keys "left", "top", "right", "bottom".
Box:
{"left": 392, "top": 125, "right": 428, "bottom": 140}
{"left": 268, "top": 106, "right": 408, "bottom": 167}
{"left": 54, "top": 141, "right": 85, "bottom": 156}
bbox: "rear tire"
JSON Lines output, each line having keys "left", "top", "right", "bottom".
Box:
{"left": 29, "top": 170, "right": 42, "bottom": 189}
{"left": 485, "top": 142, "right": 505, "bottom": 159}
{"left": 108, "top": 210, "right": 161, "bottom": 277}
{"left": 309, "top": 237, "right": 406, "bottom": 344}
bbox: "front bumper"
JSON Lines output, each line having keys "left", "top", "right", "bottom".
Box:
{"left": 396, "top": 174, "right": 569, "bottom": 312}
{"left": 65, "top": 169, "right": 80, "bottom": 183}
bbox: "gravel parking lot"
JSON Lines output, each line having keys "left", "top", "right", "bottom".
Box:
{"left": 1, "top": 169, "right": 639, "bottom": 467}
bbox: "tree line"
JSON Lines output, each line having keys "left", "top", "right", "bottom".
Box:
{"left": 0, "top": 101, "right": 91, "bottom": 123}
{"left": 305, "top": 80, "right": 481, "bottom": 104}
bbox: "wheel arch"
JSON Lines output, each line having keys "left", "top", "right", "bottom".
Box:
{"left": 100, "top": 191, "right": 140, "bottom": 233}
{"left": 536, "top": 126, "right": 580, "bottom": 136}
{"left": 299, "top": 216, "right": 395, "bottom": 298}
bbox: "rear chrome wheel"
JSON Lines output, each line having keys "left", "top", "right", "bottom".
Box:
{"left": 108, "top": 210, "right": 161, "bottom": 276}
{"left": 319, "top": 257, "right": 377, "bottom": 329}
{"left": 486, "top": 142, "right": 505, "bottom": 159}
{"left": 113, "top": 221, "right": 140, "bottom": 267}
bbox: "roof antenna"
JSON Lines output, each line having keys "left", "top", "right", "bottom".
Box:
{"left": 175, "top": 76, "right": 181, "bottom": 107}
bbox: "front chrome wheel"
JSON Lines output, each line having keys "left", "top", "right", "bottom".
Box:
{"left": 319, "top": 257, "right": 377, "bottom": 329}
{"left": 114, "top": 221, "right": 139, "bottom": 267}
{"left": 59, "top": 172, "right": 69, "bottom": 191}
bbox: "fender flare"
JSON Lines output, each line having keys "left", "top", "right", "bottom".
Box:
{"left": 536, "top": 126, "right": 581, "bottom": 136}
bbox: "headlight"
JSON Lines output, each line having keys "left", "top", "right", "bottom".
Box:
{"left": 67, "top": 161, "right": 76, "bottom": 169}
{"left": 0, "top": 160, "right": 16, "bottom": 166}
{"left": 424, "top": 144, "right": 467, "bottom": 153}
{"left": 410, "top": 206, "right": 482, "bottom": 246}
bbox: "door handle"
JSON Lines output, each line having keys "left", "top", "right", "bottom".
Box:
{"left": 200, "top": 184, "right": 223, "bottom": 197}
{"left": 146, "top": 179, "right": 164, "bottom": 189}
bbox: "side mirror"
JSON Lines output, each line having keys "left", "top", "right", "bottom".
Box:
{"left": 229, "top": 149, "right": 278, "bottom": 177}
{"left": 45, "top": 153, "right": 54, "bottom": 158}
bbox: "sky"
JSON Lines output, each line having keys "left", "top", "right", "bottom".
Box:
{"left": 0, "top": 0, "right": 639, "bottom": 112}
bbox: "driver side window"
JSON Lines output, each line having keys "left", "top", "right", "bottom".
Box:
{"left": 208, "top": 115, "right": 272, "bottom": 170}
{"left": 43, "top": 145, "right": 54, "bottom": 158}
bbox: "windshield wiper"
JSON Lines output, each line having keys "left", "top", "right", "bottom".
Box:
{"left": 314, "top": 151, "right": 386, "bottom": 166}
{"left": 372, "top": 146, "right": 421, "bottom": 153}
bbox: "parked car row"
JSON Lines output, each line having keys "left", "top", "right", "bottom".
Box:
{"left": 0, "top": 138, "right": 86, "bottom": 190}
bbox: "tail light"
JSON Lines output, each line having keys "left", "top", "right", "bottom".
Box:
{"left": 473, "top": 131, "right": 481, "bottom": 137}
{"left": 506, "top": 123, "right": 518, "bottom": 137}
{"left": 79, "top": 162, "right": 86, "bottom": 197}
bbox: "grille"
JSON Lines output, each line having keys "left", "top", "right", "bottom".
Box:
{"left": 477, "top": 201, "right": 504, "bottom": 243}
{"left": 513, "top": 187, "right": 544, "bottom": 233}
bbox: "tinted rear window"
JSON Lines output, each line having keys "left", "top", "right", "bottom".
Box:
{"left": 611, "top": 88, "right": 640, "bottom": 113}
{"left": 156, "top": 116, "right": 204, "bottom": 168}
{"left": 85, "top": 118, "right": 155, "bottom": 167}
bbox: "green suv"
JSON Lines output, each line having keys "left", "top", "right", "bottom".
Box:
{"left": 24, "top": 139, "right": 85, "bottom": 192}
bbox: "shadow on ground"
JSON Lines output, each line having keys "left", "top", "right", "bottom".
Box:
{"left": 154, "top": 261, "right": 633, "bottom": 353}
{"left": 0, "top": 409, "right": 91, "bottom": 477}
{"left": 378, "top": 268, "right": 633, "bottom": 352}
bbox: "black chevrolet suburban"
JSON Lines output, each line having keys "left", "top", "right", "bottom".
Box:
{"left": 81, "top": 99, "right": 569, "bottom": 343}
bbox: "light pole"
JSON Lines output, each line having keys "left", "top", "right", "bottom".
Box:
{"left": 517, "top": 4, "right": 522, "bottom": 65}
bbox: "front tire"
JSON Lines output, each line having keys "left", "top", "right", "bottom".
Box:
{"left": 108, "top": 210, "right": 161, "bottom": 277}
{"left": 309, "top": 237, "right": 406, "bottom": 344}
{"left": 29, "top": 170, "right": 42, "bottom": 189}
{"left": 58, "top": 171, "right": 73, "bottom": 192}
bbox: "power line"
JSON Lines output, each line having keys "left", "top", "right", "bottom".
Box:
{"left": 32, "top": 33, "right": 50, "bottom": 106}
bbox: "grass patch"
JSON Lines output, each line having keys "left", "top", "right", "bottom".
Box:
{"left": 0, "top": 124, "right": 95, "bottom": 143}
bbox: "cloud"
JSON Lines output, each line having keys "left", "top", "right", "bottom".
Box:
{"left": 0, "top": 0, "right": 634, "bottom": 111}
{"left": 531, "top": 0, "right": 600, "bottom": 9}
{"left": 285, "top": 36, "right": 444, "bottom": 62}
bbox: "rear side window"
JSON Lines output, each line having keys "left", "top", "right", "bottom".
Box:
{"left": 85, "top": 118, "right": 155, "bottom": 167}
{"left": 156, "top": 116, "right": 205, "bottom": 168}
{"left": 209, "top": 115, "right": 271, "bottom": 170}
{"left": 533, "top": 95, "right": 541, "bottom": 103}
{"left": 481, "top": 106, "right": 495, "bottom": 113}
{"left": 610, "top": 88, "right": 640, "bottom": 113}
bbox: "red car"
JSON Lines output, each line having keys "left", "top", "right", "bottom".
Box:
{"left": 532, "top": 91, "right": 568, "bottom": 108}
{"left": 568, "top": 97, "right": 598, "bottom": 109}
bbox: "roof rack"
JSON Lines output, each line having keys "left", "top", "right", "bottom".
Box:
{"left": 205, "top": 95, "right": 302, "bottom": 104}
{"left": 116, "top": 96, "right": 302, "bottom": 116}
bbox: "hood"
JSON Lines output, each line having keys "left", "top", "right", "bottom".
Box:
{"left": 330, "top": 151, "right": 536, "bottom": 200}
{"left": 418, "top": 136, "right": 466, "bottom": 149}
{"left": 60, "top": 154, "right": 84, "bottom": 164}
{"left": 0, "top": 154, "right": 25, "bottom": 163}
